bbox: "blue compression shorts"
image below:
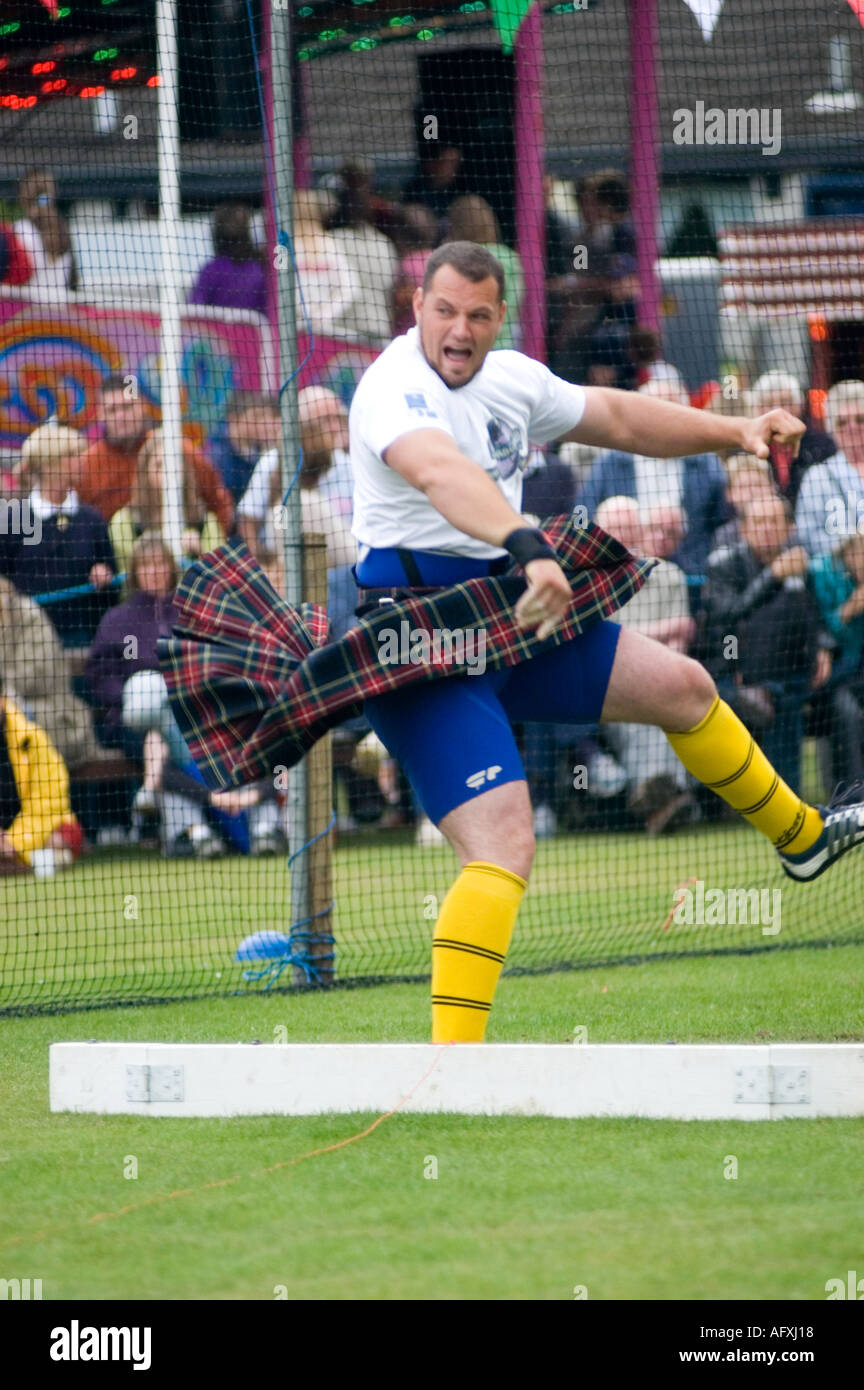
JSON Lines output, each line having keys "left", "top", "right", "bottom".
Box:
{"left": 362, "top": 618, "right": 622, "bottom": 825}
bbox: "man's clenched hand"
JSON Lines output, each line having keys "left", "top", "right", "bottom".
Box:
{"left": 514, "top": 558, "right": 572, "bottom": 641}
{"left": 738, "top": 408, "right": 805, "bottom": 460}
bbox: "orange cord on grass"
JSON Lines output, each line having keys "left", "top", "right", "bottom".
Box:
{"left": 661, "top": 877, "right": 699, "bottom": 933}
{"left": 1, "top": 1044, "right": 451, "bottom": 1251}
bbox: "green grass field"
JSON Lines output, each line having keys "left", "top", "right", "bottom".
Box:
{"left": 2, "top": 943, "right": 863, "bottom": 1300}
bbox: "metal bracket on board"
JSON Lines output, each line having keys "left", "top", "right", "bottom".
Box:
{"left": 126, "top": 1064, "right": 185, "bottom": 1103}
{"left": 734, "top": 1065, "right": 809, "bottom": 1105}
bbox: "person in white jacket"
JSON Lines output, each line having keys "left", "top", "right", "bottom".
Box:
{"left": 293, "top": 190, "right": 361, "bottom": 342}
{"left": 324, "top": 163, "right": 399, "bottom": 346}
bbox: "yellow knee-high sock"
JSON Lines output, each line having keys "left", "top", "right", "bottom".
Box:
{"left": 432, "top": 861, "right": 526, "bottom": 1043}
{"left": 666, "top": 695, "right": 823, "bottom": 853}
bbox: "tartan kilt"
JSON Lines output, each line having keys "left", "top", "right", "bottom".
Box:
{"left": 158, "top": 515, "right": 656, "bottom": 790}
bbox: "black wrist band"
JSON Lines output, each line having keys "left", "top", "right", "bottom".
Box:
{"left": 503, "top": 526, "right": 557, "bottom": 567}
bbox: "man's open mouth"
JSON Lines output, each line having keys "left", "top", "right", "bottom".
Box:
{"left": 443, "top": 346, "right": 472, "bottom": 364}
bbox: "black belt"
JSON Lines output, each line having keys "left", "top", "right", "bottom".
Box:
{"left": 354, "top": 550, "right": 511, "bottom": 621}
{"left": 354, "top": 584, "right": 441, "bottom": 621}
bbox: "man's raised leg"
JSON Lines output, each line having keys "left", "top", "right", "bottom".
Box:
{"left": 600, "top": 627, "right": 825, "bottom": 857}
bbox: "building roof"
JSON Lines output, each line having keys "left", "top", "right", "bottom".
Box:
{"left": 1, "top": 0, "right": 862, "bottom": 201}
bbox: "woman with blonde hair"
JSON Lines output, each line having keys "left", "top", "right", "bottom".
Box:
{"left": 3, "top": 422, "right": 116, "bottom": 646}
{"left": 109, "top": 430, "right": 225, "bottom": 575}
{"left": 293, "top": 188, "right": 362, "bottom": 341}
{"left": 323, "top": 161, "right": 399, "bottom": 345}
{"left": 445, "top": 195, "right": 525, "bottom": 350}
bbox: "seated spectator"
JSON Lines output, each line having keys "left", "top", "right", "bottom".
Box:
{"left": 577, "top": 382, "right": 731, "bottom": 577}
{"left": 84, "top": 535, "right": 183, "bottom": 766}
{"left": 0, "top": 575, "right": 99, "bottom": 772}
{"left": 293, "top": 189, "right": 362, "bottom": 342}
{"left": 402, "top": 142, "right": 470, "bottom": 227}
{"left": 629, "top": 329, "right": 682, "bottom": 390}
{"left": 701, "top": 493, "right": 830, "bottom": 794}
{"left": 0, "top": 664, "right": 83, "bottom": 878}
{"left": 549, "top": 169, "right": 636, "bottom": 383}
{"left": 748, "top": 370, "right": 836, "bottom": 506}
{"left": 543, "top": 173, "right": 576, "bottom": 282}
{"left": 588, "top": 251, "right": 641, "bottom": 387}
{"left": 84, "top": 535, "right": 284, "bottom": 857}
{"left": 79, "top": 375, "right": 234, "bottom": 532}
{"left": 14, "top": 168, "right": 77, "bottom": 297}
{"left": 810, "top": 532, "right": 864, "bottom": 684}
{"left": 556, "top": 439, "right": 603, "bottom": 494}
{"left": 110, "top": 430, "right": 228, "bottom": 574}
{"left": 323, "top": 162, "right": 400, "bottom": 346}
{"left": 796, "top": 379, "right": 864, "bottom": 558}
{"left": 598, "top": 497, "right": 699, "bottom": 833}
{"left": 712, "top": 454, "right": 776, "bottom": 550}
{"left": 446, "top": 196, "right": 525, "bottom": 350}
{"left": 188, "top": 202, "right": 267, "bottom": 316}
{"left": 521, "top": 447, "right": 577, "bottom": 523}
{"left": 644, "top": 359, "right": 689, "bottom": 396}
{"left": 578, "top": 169, "right": 637, "bottom": 262}
{"left": 207, "top": 391, "right": 281, "bottom": 506}
{"left": 391, "top": 203, "right": 439, "bottom": 336}
{"left": 0, "top": 424, "right": 116, "bottom": 647}
{"left": 238, "top": 386, "right": 354, "bottom": 561}
{"left": 807, "top": 532, "right": 864, "bottom": 786}
{"left": 78, "top": 375, "right": 155, "bottom": 520}
{"left": 584, "top": 315, "right": 636, "bottom": 390}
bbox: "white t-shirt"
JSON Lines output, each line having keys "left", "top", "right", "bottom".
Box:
{"left": 329, "top": 225, "right": 399, "bottom": 346}
{"left": 13, "top": 219, "right": 72, "bottom": 298}
{"left": 632, "top": 455, "right": 685, "bottom": 512}
{"left": 238, "top": 448, "right": 356, "bottom": 565}
{"left": 237, "top": 447, "right": 353, "bottom": 520}
{"left": 614, "top": 559, "right": 689, "bottom": 628}
{"left": 349, "top": 327, "right": 587, "bottom": 558}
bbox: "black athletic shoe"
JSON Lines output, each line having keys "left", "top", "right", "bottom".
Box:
{"left": 777, "top": 782, "right": 864, "bottom": 882}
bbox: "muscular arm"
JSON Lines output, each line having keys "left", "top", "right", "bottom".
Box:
{"left": 383, "top": 429, "right": 527, "bottom": 546}
{"left": 382, "top": 428, "right": 570, "bottom": 639}
{"left": 569, "top": 387, "right": 804, "bottom": 461}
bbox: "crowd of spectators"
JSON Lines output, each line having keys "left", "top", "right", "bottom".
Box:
{"left": 5, "top": 155, "right": 864, "bottom": 868}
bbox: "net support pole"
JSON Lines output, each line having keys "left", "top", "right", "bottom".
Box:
{"left": 272, "top": 0, "right": 309, "bottom": 936}
{"left": 628, "top": 0, "right": 661, "bottom": 333}
{"left": 514, "top": 1, "right": 546, "bottom": 362}
{"left": 298, "top": 534, "right": 334, "bottom": 985}
{"left": 156, "top": 0, "right": 184, "bottom": 558}
{"left": 261, "top": 0, "right": 278, "bottom": 351}
{"left": 263, "top": 7, "right": 309, "bottom": 358}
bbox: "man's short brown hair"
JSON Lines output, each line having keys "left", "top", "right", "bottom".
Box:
{"left": 422, "top": 240, "right": 505, "bottom": 301}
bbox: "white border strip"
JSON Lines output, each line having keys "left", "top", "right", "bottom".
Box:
{"left": 49, "top": 1043, "right": 864, "bottom": 1120}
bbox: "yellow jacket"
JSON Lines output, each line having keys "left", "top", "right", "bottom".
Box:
{"left": 109, "top": 507, "right": 225, "bottom": 576}
{"left": 2, "top": 699, "right": 74, "bottom": 863}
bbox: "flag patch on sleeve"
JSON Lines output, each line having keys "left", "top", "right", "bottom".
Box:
{"left": 404, "top": 392, "right": 437, "bottom": 418}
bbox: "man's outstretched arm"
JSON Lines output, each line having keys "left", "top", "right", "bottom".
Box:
{"left": 570, "top": 387, "right": 805, "bottom": 460}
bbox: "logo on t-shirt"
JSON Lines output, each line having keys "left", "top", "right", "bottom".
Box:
{"left": 404, "top": 392, "right": 437, "bottom": 419}
{"left": 486, "top": 416, "right": 525, "bottom": 479}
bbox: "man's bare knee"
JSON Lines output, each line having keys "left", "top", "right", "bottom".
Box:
{"left": 440, "top": 783, "right": 536, "bottom": 880}
{"left": 662, "top": 658, "right": 717, "bottom": 733}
